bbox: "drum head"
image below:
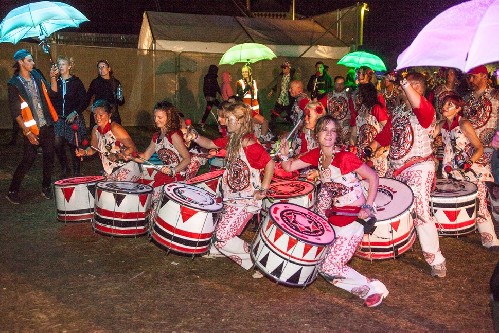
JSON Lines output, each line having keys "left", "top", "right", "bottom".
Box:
{"left": 96, "top": 181, "right": 153, "bottom": 194}
{"left": 163, "top": 183, "right": 222, "bottom": 212}
{"left": 55, "top": 175, "right": 104, "bottom": 186}
{"left": 365, "top": 178, "right": 414, "bottom": 221}
{"left": 268, "top": 181, "right": 314, "bottom": 198}
{"left": 268, "top": 203, "right": 335, "bottom": 245}
{"left": 186, "top": 170, "right": 224, "bottom": 185}
{"left": 432, "top": 179, "right": 478, "bottom": 198}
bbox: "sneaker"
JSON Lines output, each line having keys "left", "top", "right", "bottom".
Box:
{"left": 431, "top": 260, "right": 447, "bottom": 278}
{"left": 364, "top": 291, "right": 389, "bottom": 308}
{"left": 6, "top": 191, "right": 20, "bottom": 204}
{"left": 41, "top": 187, "right": 53, "bottom": 200}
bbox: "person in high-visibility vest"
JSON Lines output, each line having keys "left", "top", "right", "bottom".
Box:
{"left": 6, "top": 49, "right": 59, "bottom": 204}
{"left": 236, "top": 65, "right": 272, "bottom": 142}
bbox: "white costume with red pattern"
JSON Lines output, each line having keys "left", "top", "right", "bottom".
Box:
{"left": 382, "top": 100, "right": 445, "bottom": 267}
{"left": 440, "top": 116, "right": 499, "bottom": 247}
{"left": 324, "top": 91, "right": 352, "bottom": 143}
{"left": 96, "top": 127, "right": 140, "bottom": 182}
{"left": 464, "top": 87, "right": 499, "bottom": 166}
{"left": 214, "top": 146, "right": 263, "bottom": 270}
{"left": 300, "top": 148, "right": 388, "bottom": 300}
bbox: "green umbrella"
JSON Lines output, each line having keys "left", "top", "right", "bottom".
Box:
{"left": 219, "top": 43, "right": 276, "bottom": 65}
{"left": 337, "top": 51, "right": 387, "bottom": 72}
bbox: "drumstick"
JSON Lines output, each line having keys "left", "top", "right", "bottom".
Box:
{"left": 131, "top": 152, "right": 164, "bottom": 172}
{"left": 72, "top": 122, "right": 83, "bottom": 161}
{"left": 270, "top": 115, "right": 304, "bottom": 157}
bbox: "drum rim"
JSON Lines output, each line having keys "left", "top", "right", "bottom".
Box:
{"left": 267, "top": 180, "right": 315, "bottom": 199}
{"left": 267, "top": 202, "right": 335, "bottom": 246}
{"left": 96, "top": 181, "right": 153, "bottom": 194}
{"left": 54, "top": 175, "right": 105, "bottom": 186}
{"left": 162, "top": 183, "right": 222, "bottom": 212}
{"left": 431, "top": 179, "right": 478, "bottom": 198}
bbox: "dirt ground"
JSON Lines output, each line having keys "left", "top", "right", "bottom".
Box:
{"left": 0, "top": 127, "right": 498, "bottom": 333}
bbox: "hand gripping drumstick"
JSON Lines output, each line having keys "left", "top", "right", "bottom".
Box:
{"left": 270, "top": 114, "right": 304, "bottom": 157}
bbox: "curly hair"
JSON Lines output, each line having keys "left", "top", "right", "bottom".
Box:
{"left": 358, "top": 83, "right": 383, "bottom": 110}
{"left": 225, "top": 102, "right": 253, "bottom": 164}
{"left": 153, "top": 100, "right": 181, "bottom": 134}
{"left": 314, "top": 115, "right": 342, "bottom": 144}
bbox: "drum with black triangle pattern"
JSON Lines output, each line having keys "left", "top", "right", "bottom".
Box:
{"left": 151, "top": 183, "right": 222, "bottom": 255}
{"left": 430, "top": 179, "right": 478, "bottom": 236}
{"left": 55, "top": 176, "right": 104, "bottom": 222}
{"left": 93, "top": 181, "right": 153, "bottom": 237}
{"left": 251, "top": 202, "right": 335, "bottom": 287}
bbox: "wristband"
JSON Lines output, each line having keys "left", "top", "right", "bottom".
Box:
{"left": 361, "top": 203, "right": 375, "bottom": 213}
{"left": 24, "top": 130, "right": 31, "bottom": 136}
{"left": 280, "top": 154, "right": 289, "bottom": 162}
{"left": 169, "top": 166, "right": 176, "bottom": 176}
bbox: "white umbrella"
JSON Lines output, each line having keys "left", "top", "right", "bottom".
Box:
{"left": 396, "top": 0, "right": 499, "bottom": 72}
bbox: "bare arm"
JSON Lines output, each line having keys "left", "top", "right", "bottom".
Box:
{"left": 355, "top": 163, "right": 379, "bottom": 219}
{"left": 171, "top": 132, "right": 191, "bottom": 173}
{"left": 255, "top": 159, "right": 275, "bottom": 200}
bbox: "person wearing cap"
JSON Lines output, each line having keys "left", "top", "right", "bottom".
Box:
{"left": 6, "top": 49, "right": 59, "bottom": 204}
{"left": 268, "top": 61, "right": 296, "bottom": 128}
{"left": 463, "top": 65, "right": 498, "bottom": 169}
{"left": 86, "top": 60, "right": 124, "bottom": 129}
{"left": 306, "top": 61, "right": 332, "bottom": 100}
{"left": 368, "top": 72, "right": 448, "bottom": 278}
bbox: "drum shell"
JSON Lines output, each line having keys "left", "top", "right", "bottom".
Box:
{"left": 356, "top": 209, "right": 416, "bottom": 260}
{"left": 93, "top": 182, "right": 153, "bottom": 237}
{"left": 356, "top": 177, "right": 416, "bottom": 260}
{"left": 54, "top": 176, "right": 104, "bottom": 222}
{"left": 151, "top": 184, "right": 222, "bottom": 255}
{"left": 431, "top": 192, "right": 477, "bottom": 236}
{"left": 251, "top": 203, "right": 334, "bottom": 287}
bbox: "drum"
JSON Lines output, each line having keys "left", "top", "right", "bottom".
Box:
{"left": 54, "top": 176, "right": 104, "bottom": 222}
{"left": 262, "top": 180, "right": 315, "bottom": 219}
{"left": 430, "top": 179, "right": 478, "bottom": 236}
{"left": 186, "top": 169, "right": 224, "bottom": 197}
{"left": 251, "top": 203, "right": 335, "bottom": 287}
{"left": 208, "top": 156, "right": 226, "bottom": 171}
{"left": 139, "top": 164, "right": 165, "bottom": 187}
{"left": 151, "top": 183, "right": 223, "bottom": 255}
{"left": 356, "top": 178, "right": 416, "bottom": 260}
{"left": 93, "top": 181, "right": 153, "bottom": 237}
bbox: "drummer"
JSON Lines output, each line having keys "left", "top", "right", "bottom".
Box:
{"left": 434, "top": 94, "right": 499, "bottom": 248}
{"left": 134, "top": 100, "right": 190, "bottom": 205}
{"left": 76, "top": 99, "right": 140, "bottom": 181}
{"left": 279, "top": 115, "right": 389, "bottom": 307}
{"left": 189, "top": 102, "right": 274, "bottom": 272}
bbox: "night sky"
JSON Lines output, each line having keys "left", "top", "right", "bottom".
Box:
{"left": 1, "top": 0, "right": 467, "bottom": 68}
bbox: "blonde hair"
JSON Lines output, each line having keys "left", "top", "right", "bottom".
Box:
{"left": 56, "top": 55, "right": 75, "bottom": 73}
{"left": 226, "top": 102, "right": 253, "bottom": 164}
{"left": 241, "top": 64, "right": 253, "bottom": 81}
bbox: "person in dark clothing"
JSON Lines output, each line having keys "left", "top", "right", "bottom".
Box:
{"left": 50, "top": 55, "right": 87, "bottom": 178}
{"left": 86, "top": 60, "right": 124, "bottom": 128}
{"left": 200, "top": 65, "right": 221, "bottom": 128}
{"left": 307, "top": 61, "right": 333, "bottom": 100}
{"left": 268, "top": 61, "right": 296, "bottom": 127}
{"left": 6, "top": 49, "right": 59, "bottom": 204}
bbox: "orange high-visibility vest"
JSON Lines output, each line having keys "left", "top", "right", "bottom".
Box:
{"left": 19, "top": 81, "right": 58, "bottom": 135}
{"left": 239, "top": 79, "right": 259, "bottom": 113}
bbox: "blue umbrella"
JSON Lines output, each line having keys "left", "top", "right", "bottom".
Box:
{"left": 0, "top": 1, "right": 88, "bottom": 44}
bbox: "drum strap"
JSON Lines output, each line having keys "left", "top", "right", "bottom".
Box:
{"left": 393, "top": 154, "right": 434, "bottom": 177}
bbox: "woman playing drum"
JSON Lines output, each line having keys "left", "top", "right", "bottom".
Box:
{"left": 190, "top": 102, "right": 274, "bottom": 270}
{"left": 279, "top": 114, "right": 389, "bottom": 307}
{"left": 134, "top": 100, "right": 191, "bottom": 205}
{"left": 76, "top": 99, "right": 140, "bottom": 182}
{"left": 435, "top": 94, "right": 499, "bottom": 248}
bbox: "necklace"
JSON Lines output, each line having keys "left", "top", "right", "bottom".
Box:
{"left": 383, "top": 88, "right": 396, "bottom": 99}
{"left": 318, "top": 148, "right": 335, "bottom": 172}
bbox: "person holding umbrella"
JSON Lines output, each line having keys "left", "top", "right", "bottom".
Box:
{"left": 6, "top": 49, "right": 59, "bottom": 204}
{"left": 236, "top": 64, "right": 271, "bottom": 142}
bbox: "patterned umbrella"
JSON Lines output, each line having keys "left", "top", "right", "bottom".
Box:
{"left": 0, "top": 1, "right": 88, "bottom": 44}
{"left": 337, "top": 51, "right": 387, "bottom": 72}
{"left": 219, "top": 43, "right": 276, "bottom": 65}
